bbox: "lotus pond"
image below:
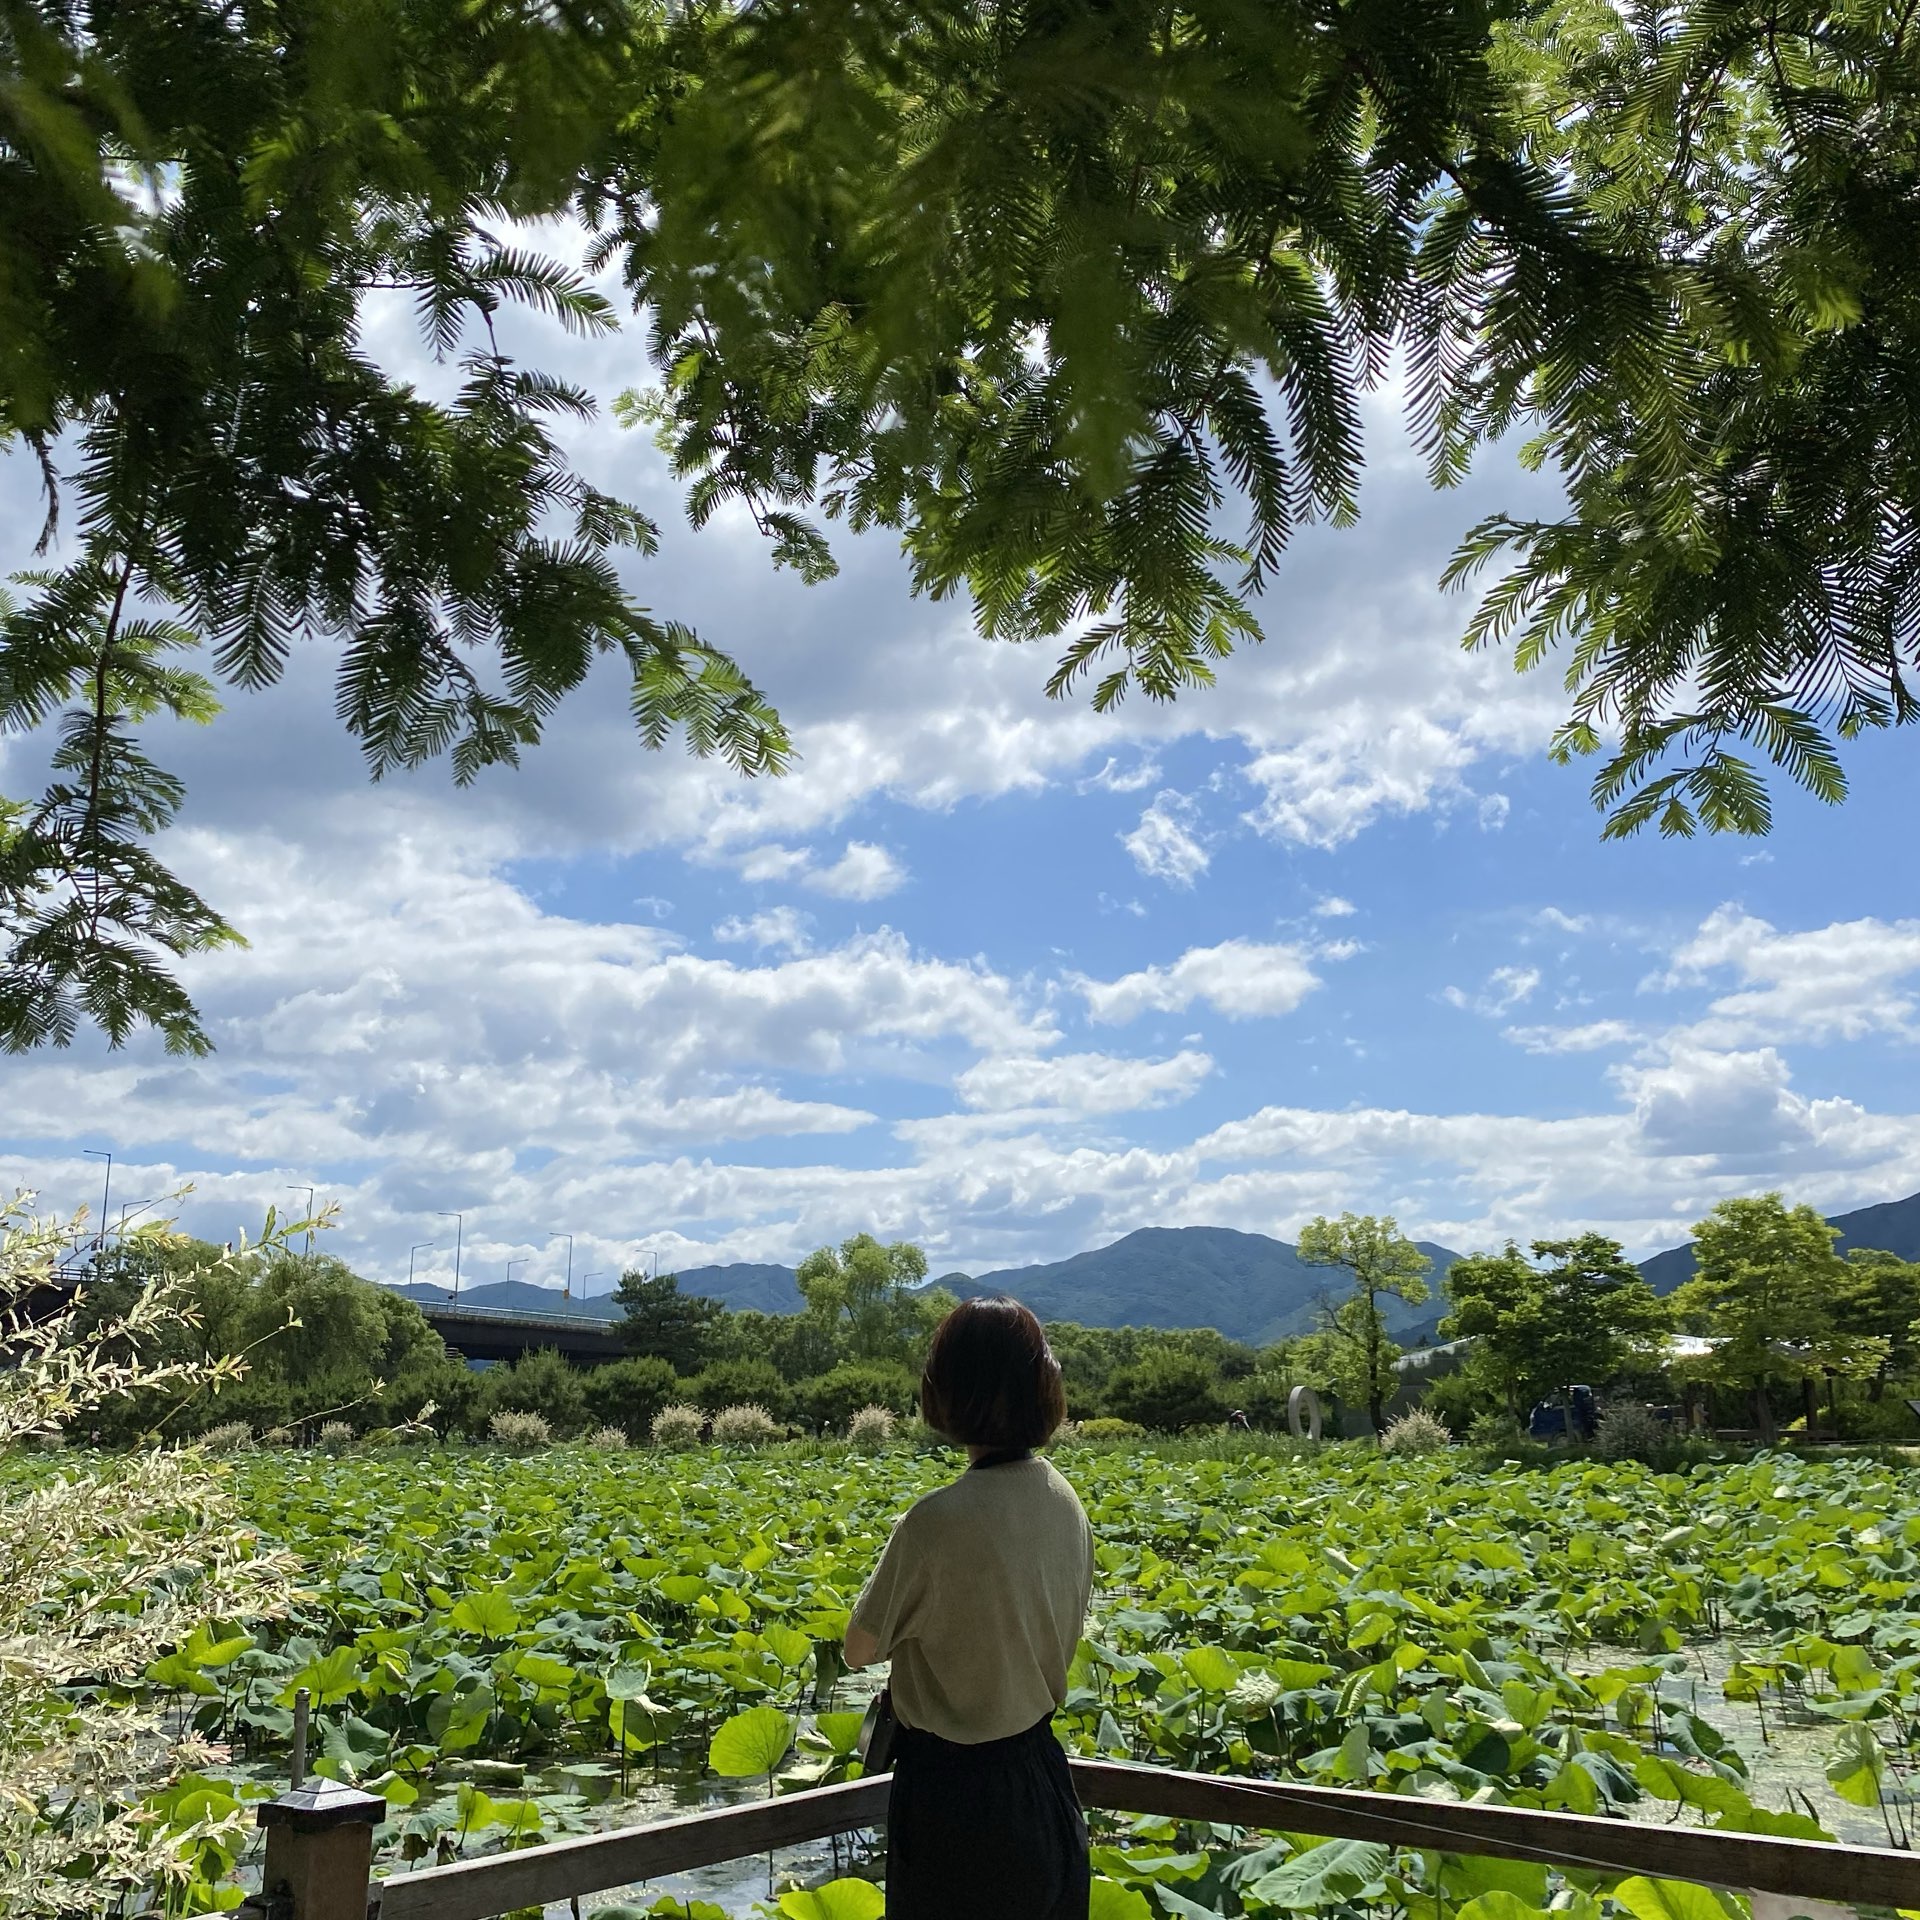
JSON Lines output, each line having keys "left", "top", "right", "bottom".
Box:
{"left": 94, "top": 1443, "right": 1920, "bottom": 1916}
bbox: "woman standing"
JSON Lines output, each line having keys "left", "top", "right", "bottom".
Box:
{"left": 844, "top": 1297, "right": 1094, "bottom": 1920}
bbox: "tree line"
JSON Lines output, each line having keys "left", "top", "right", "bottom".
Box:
{"left": 63, "top": 1197, "right": 1920, "bottom": 1447}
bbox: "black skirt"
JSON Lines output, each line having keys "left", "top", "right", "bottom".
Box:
{"left": 885, "top": 1715, "right": 1090, "bottom": 1920}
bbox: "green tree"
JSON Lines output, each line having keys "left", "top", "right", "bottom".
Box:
{"left": 12, "top": 0, "right": 1920, "bottom": 1051}
{"left": 795, "top": 1234, "right": 944, "bottom": 1365}
{"left": 614, "top": 1270, "right": 724, "bottom": 1374}
{"left": 475, "top": 1347, "right": 587, "bottom": 1438}
{"left": 681, "top": 1357, "right": 790, "bottom": 1421}
{"left": 1443, "top": 1234, "right": 1670, "bottom": 1415}
{"left": 1834, "top": 1250, "right": 1920, "bottom": 1401}
{"left": 1672, "top": 1194, "right": 1846, "bottom": 1441}
{"left": 1106, "top": 1349, "right": 1224, "bottom": 1433}
{"left": 1297, "top": 1214, "right": 1431, "bottom": 1435}
{"left": 792, "top": 1362, "right": 919, "bottom": 1432}
{"left": 581, "top": 1355, "right": 682, "bottom": 1442}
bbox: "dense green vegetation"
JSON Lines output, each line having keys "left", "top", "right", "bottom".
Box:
{"left": 30, "top": 1439, "right": 1920, "bottom": 1914}
{"left": 81, "top": 1196, "right": 1920, "bottom": 1450}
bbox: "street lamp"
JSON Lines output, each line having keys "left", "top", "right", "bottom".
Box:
{"left": 408, "top": 1242, "right": 437, "bottom": 1287}
{"left": 287, "top": 1185, "right": 316, "bottom": 1256}
{"left": 506, "top": 1257, "right": 529, "bottom": 1290}
{"left": 437, "top": 1212, "right": 464, "bottom": 1304}
{"left": 549, "top": 1231, "right": 573, "bottom": 1305}
{"left": 117, "top": 1196, "right": 163, "bottom": 1234}
{"left": 82, "top": 1149, "right": 112, "bottom": 1270}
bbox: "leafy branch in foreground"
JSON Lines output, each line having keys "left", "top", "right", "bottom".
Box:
{"left": 1, "top": 0, "right": 786, "bottom": 1053}
{"left": 611, "top": 0, "right": 1920, "bottom": 834}
{"left": 0, "top": 1195, "right": 302, "bottom": 1916}
{"left": 10, "top": 0, "right": 1920, "bottom": 1051}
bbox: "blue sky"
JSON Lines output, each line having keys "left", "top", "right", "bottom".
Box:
{"left": 4, "top": 277, "right": 1919, "bottom": 1295}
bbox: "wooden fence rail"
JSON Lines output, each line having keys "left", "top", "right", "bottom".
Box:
{"left": 250, "top": 1761, "right": 1920, "bottom": 1920}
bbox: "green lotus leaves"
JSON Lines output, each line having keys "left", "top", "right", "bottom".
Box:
{"left": 709, "top": 1704, "right": 795, "bottom": 1778}
{"left": 775, "top": 1880, "right": 886, "bottom": 1920}
{"left": 61, "top": 1440, "right": 1920, "bottom": 1904}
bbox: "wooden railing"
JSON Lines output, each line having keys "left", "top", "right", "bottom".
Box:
{"left": 246, "top": 1761, "right": 1920, "bottom": 1920}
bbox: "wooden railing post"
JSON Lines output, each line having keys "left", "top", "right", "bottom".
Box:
{"left": 250, "top": 1779, "right": 385, "bottom": 1920}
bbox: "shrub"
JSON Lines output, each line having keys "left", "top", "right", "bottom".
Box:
{"left": 489, "top": 1409, "right": 552, "bottom": 1449}
{"left": 1833, "top": 1395, "right": 1920, "bottom": 1443}
{"left": 711, "top": 1403, "right": 781, "bottom": 1446}
{"left": 793, "top": 1362, "right": 918, "bottom": 1430}
{"left": 1072, "top": 1417, "right": 1146, "bottom": 1441}
{"left": 200, "top": 1421, "right": 253, "bottom": 1452}
{"left": 261, "top": 1426, "right": 295, "bottom": 1447}
{"left": 651, "top": 1402, "right": 706, "bottom": 1449}
{"left": 580, "top": 1355, "right": 682, "bottom": 1442}
{"left": 586, "top": 1424, "right": 628, "bottom": 1451}
{"left": 1106, "top": 1351, "right": 1224, "bottom": 1432}
{"left": 848, "top": 1405, "right": 895, "bottom": 1452}
{"left": 474, "top": 1346, "right": 586, "bottom": 1438}
{"left": 682, "top": 1359, "right": 790, "bottom": 1420}
{"left": 1380, "top": 1408, "right": 1450, "bottom": 1454}
{"left": 317, "top": 1419, "right": 354, "bottom": 1450}
{"left": 1465, "top": 1409, "right": 1526, "bottom": 1451}
{"left": 1593, "top": 1402, "right": 1666, "bottom": 1463}
{"left": 896, "top": 1416, "right": 941, "bottom": 1450}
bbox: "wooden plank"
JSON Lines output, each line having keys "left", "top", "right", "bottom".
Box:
{"left": 1068, "top": 1760, "right": 1920, "bottom": 1909}
{"left": 374, "top": 1777, "right": 889, "bottom": 1920}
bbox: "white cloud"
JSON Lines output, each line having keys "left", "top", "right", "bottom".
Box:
{"left": 1443, "top": 964, "right": 1542, "bottom": 1018}
{"left": 1078, "top": 939, "right": 1323, "bottom": 1025}
{"left": 812, "top": 841, "right": 907, "bottom": 899}
{"left": 1503, "top": 1019, "right": 1639, "bottom": 1054}
{"left": 1080, "top": 754, "right": 1163, "bottom": 794}
{"left": 1313, "top": 895, "right": 1358, "bottom": 919}
{"left": 733, "top": 840, "right": 906, "bottom": 899}
{"left": 714, "top": 906, "right": 813, "bottom": 955}
{"left": 1121, "top": 791, "right": 1210, "bottom": 887}
{"left": 956, "top": 1049, "right": 1214, "bottom": 1115}
{"left": 1657, "top": 906, "right": 1920, "bottom": 1049}
{"left": 1616, "top": 1045, "right": 1817, "bottom": 1161}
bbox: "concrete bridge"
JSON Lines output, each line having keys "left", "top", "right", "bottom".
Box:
{"left": 415, "top": 1301, "right": 626, "bottom": 1367}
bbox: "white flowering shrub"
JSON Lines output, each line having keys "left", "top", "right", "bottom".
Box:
{"left": 711, "top": 1403, "right": 780, "bottom": 1446}
{"left": 848, "top": 1404, "right": 895, "bottom": 1451}
{"left": 650, "top": 1402, "right": 705, "bottom": 1449}
{"left": 1379, "top": 1408, "right": 1451, "bottom": 1454}
{"left": 199, "top": 1421, "right": 252, "bottom": 1452}
{"left": 0, "top": 1196, "right": 299, "bottom": 1915}
{"left": 318, "top": 1418, "right": 355, "bottom": 1450}
{"left": 488, "top": 1409, "right": 552, "bottom": 1448}
{"left": 586, "top": 1423, "right": 629, "bottom": 1451}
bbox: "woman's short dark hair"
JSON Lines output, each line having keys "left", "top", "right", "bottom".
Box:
{"left": 920, "top": 1296, "right": 1067, "bottom": 1448}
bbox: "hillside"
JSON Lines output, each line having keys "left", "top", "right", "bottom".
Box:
{"left": 952, "top": 1226, "right": 1462, "bottom": 1348}
{"left": 392, "top": 1260, "right": 802, "bottom": 1319}
{"left": 384, "top": 1192, "right": 1919, "bottom": 1348}
{"left": 1637, "top": 1188, "right": 1920, "bottom": 1294}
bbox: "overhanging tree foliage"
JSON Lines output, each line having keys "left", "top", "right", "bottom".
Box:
{"left": 8, "top": 0, "right": 1920, "bottom": 1050}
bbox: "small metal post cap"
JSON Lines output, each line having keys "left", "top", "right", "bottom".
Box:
{"left": 256, "top": 1778, "right": 387, "bottom": 1834}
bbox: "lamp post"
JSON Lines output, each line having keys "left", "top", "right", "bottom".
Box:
{"left": 437, "top": 1212, "right": 464, "bottom": 1304}
{"left": 82, "top": 1150, "right": 112, "bottom": 1275}
{"left": 549, "top": 1231, "right": 573, "bottom": 1306}
{"left": 287, "top": 1185, "right": 316, "bottom": 1256}
{"left": 506, "top": 1257, "right": 528, "bottom": 1293}
{"left": 408, "top": 1243, "right": 437, "bottom": 1287}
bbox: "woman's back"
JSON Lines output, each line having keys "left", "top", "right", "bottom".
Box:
{"left": 852, "top": 1455, "right": 1092, "bottom": 1743}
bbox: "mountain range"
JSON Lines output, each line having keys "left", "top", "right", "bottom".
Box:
{"left": 389, "top": 1188, "right": 1920, "bottom": 1347}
